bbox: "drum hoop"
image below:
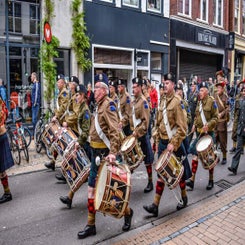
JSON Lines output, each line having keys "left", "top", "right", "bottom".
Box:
{"left": 155, "top": 150, "right": 169, "bottom": 171}
{"left": 121, "top": 136, "right": 136, "bottom": 153}
{"left": 196, "top": 135, "right": 213, "bottom": 152}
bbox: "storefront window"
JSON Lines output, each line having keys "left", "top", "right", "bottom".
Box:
{"left": 8, "top": 1, "right": 22, "bottom": 33}
{"left": 147, "top": 0, "right": 161, "bottom": 12}
{"left": 122, "top": 0, "right": 139, "bottom": 8}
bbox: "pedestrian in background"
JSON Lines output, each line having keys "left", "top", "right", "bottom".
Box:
{"left": 0, "top": 78, "right": 7, "bottom": 105}
{"left": 31, "top": 72, "right": 41, "bottom": 131}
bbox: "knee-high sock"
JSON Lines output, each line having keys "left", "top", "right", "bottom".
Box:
{"left": 153, "top": 180, "right": 165, "bottom": 206}
{"left": 68, "top": 190, "right": 74, "bottom": 200}
{"left": 146, "top": 165, "right": 152, "bottom": 182}
{"left": 87, "top": 198, "right": 96, "bottom": 225}
{"left": 209, "top": 168, "right": 214, "bottom": 181}
{"left": 124, "top": 206, "right": 131, "bottom": 216}
{"left": 190, "top": 159, "right": 198, "bottom": 182}
{"left": 179, "top": 179, "right": 187, "bottom": 198}
{"left": 1, "top": 175, "right": 10, "bottom": 194}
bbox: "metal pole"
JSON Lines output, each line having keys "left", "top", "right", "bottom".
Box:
{"left": 5, "top": 0, "right": 10, "bottom": 107}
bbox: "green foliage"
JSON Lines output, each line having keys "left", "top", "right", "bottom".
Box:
{"left": 71, "top": 0, "right": 92, "bottom": 72}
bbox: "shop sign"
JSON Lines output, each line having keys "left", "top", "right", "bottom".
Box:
{"left": 44, "top": 22, "right": 52, "bottom": 44}
{"left": 195, "top": 29, "right": 217, "bottom": 47}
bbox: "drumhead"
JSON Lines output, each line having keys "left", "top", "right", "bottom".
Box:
{"left": 155, "top": 150, "right": 168, "bottom": 170}
{"left": 196, "top": 135, "right": 212, "bottom": 152}
{"left": 94, "top": 162, "right": 107, "bottom": 210}
{"left": 121, "top": 136, "right": 135, "bottom": 152}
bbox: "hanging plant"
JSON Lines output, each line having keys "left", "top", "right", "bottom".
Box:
{"left": 71, "top": 0, "right": 92, "bottom": 72}
{"left": 39, "top": 0, "right": 60, "bottom": 105}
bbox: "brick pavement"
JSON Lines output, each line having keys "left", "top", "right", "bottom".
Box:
{"left": 112, "top": 180, "right": 245, "bottom": 245}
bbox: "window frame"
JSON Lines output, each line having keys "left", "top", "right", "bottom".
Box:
{"left": 178, "top": 0, "right": 192, "bottom": 17}
{"left": 8, "top": 1, "right": 22, "bottom": 33}
{"left": 147, "top": 0, "right": 162, "bottom": 13}
{"left": 122, "top": 0, "right": 140, "bottom": 9}
{"left": 29, "top": 4, "right": 40, "bottom": 35}
{"left": 213, "top": 0, "right": 224, "bottom": 27}
{"left": 199, "top": 0, "right": 208, "bottom": 22}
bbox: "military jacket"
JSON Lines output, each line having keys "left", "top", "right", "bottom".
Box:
{"left": 188, "top": 90, "right": 198, "bottom": 120}
{"left": 194, "top": 96, "right": 218, "bottom": 132}
{"left": 77, "top": 102, "right": 91, "bottom": 146}
{"left": 110, "top": 92, "right": 119, "bottom": 107}
{"left": 65, "top": 92, "right": 80, "bottom": 131}
{"left": 183, "top": 99, "right": 192, "bottom": 127}
{"left": 55, "top": 87, "right": 69, "bottom": 122}
{"left": 143, "top": 89, "right": 152, "bottom": 110}
{"left": 156, "top": 91, "right": 187, "bottom": 151}
{"left": 233, "top": 95, "right": 245, "bottom": 137}
{"left": 89, "top": 96, "right": 120, "bottom": 155}
{"left": 118, "top": 91, "right": 132, "bottom": 128}
{"left": 214, "top": 92, "right": 229, "bottom": 131}
{"left": 232, "top": 93, "right": 242, "bottom": 140}
{"left": 130, "top": 94, "right": 150, "bottom": 138}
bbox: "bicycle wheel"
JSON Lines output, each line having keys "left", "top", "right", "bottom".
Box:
{"left": 11, "top": 143, "right": 21, "bottom": 165}
{"left": 20, "top": 136, "right": 29, "bottom": 162}
{"left": 35, "top": 131, "right": 43, "bottom": 153}
{"left": 34, "top": 119, "right": 43, "bottom": 144}
{"left": 23, "top": 127, "right": 32, "bottom": 147}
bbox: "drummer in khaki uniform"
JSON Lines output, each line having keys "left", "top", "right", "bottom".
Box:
{"left": 109, "top": 78, "right": 119, "bottom": 106}
{"left": 214, "top": 81, "right": 229, "bottom": 165}
{"left": 59, "top": 84, "right": 91, "bottom": 209}
{"left": 130, "top": 78, "right": 154, "bottom": 193}
{"left": 143, "top": 73, "right": 191, "bottom": 217}
{"left": 44, "top": 74, "right": 69, "bottom": 171}
{"left": 187, "top": 81, "right": 218, "bottom": 191}
{"left": 77, "top": 73, "right": 133, "bottom": 239}
{"left": 117, "top": 79, "right": 132, "bottom": 136}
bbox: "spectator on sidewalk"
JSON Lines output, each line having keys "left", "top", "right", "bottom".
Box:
{"left": 0, "top": 78, "right": 7, "bottom": 105}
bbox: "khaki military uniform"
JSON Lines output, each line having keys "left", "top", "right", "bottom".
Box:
{"left": 156, "top": 92, "right": 187, "bottom": 152}
{"left": 142, "top": 89, "right": 152, "bottom": 110}
{"left": 77, "top": 102, "right": 91, "bottom": 146}
{"left": 64, "top": 91, "right": 80, "bottom": 134}
{"left": 118, "top": 91, "right": 132, "bottom": 128}
{"left": 110, "top": 92, "right": 119, "bottom": 107}
{"left": 231, "top": 93, "right": 242, "bottom": 142}
{"left": 55, "top": 87, "right": 69, "bottom": 123}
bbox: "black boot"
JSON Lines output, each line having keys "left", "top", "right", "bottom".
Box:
{"left": 228, "top": 167, "right": 237, "bottom": 175}
{"left": 77, "top": 225, "right": 96, "bottom": 239}
{"left": 55, "top": 173, "right": 66, "bottom": 182}
{"left": 206, "top": 180, "right": 214, "bottom": 190}
{"left": 0, "top": 193, "right": 12, "bottom": 204}
{"left": 176, "top": 196, "right": 188, "bottom": 210}
{"left": 144, "top": 181, "right": 153, "bottom": 193}
{"left": 143, "top": 203, "right": 158, "bottom": 217}
{"left": 186, "top": 179, "right": 194, "bottom": 191}
{"left": 122, "top": 208, "right": 134, "bottom": 231}
{"left": 229, "top": 147, "right": 236, "bottom": 154}
{"left": 221, "top": 159, "right": 227, "bottom": 165}
{"left": 44, "top": 161, "right": 55, "bottom": 171}
{"left": 60, "top": 196, "right": 72, "bottom": 209}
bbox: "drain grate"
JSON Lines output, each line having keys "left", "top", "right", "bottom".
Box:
{"left": 215, "top": 179, "right": 233, "bottom": 190}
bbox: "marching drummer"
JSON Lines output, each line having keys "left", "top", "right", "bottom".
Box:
{"left": 130, "top": 77, "right": 154, "bottom": 193}
{"left": 117, "top": 79, "right": 132, "bottom": 136}
{"left": 77, "top": 73, "right": 133, "bottom": 239}
{"left": 187, "top": 81, "right": 218, "bottom": 191}
{"left": 109, "top": 78, "right": 119, "bottom": 107}
{"left": 143, "top": 73, "right": 191, "bottom": 217}
{"left": 44, "top": 74, "right": 69, "bottom": 171}
{"left": 59, "top": 84, "right": 91, "bottom": 209}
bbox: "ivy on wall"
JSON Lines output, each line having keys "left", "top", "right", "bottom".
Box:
{"left": 39, "top": 0, "right": 60, "bottom": 105}
{"left": 71, "top": 0, "right": 92, "bottom": 72}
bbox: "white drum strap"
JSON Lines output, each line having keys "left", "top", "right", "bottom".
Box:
{"left": 199, "top": 102, "right": 207, "bottom": 126}
{"left": 162, "top": 100, "right": 176, "bottom": 140}
{"left": 132, "top": 105, "right": 141, "bottom": 128}
{"left": 94, "top": 107, "right": 110, "bottom": 149}
{"left": 171, "top": 186, "right": 183, "bottom": 205}
{"left": 117, "top": 99, "right": 123, "bottom": 120}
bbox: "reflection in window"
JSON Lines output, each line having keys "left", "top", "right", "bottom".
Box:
{"left": 178, "top": 0, "right": 191, "bottom": 16}
{"left": 213, "top": 0, "right": 223, "bottom": 26}
{"left": 8, "top": 1, "right": 22, "bottom": 33}
{"left": 30, "top": 4, "right": 40, "bottom": 34}
{"left": 122, "top": 0, "right": 139, "bottom": 8}
{"left": 147, "top": 0, "right": 161, "bottom": 12}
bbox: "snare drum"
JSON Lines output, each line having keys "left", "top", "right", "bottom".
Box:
{"left": 155, "top": 150, "right": 184, "bottom": 190}
{"left": 61, "top": 142, "right": 91, "bottom": 192}
{"left": 42, "top": 120, "right": 61, "bottom": 147}
{"left": 94, "top": 161, "right": 131, "bottom": 219}
{"left": 196, "top": 135, "right": 218, "bottom": 170}
{"left": 120, "top": 135, "right": 144, "bottom": 171}
{"left": 53, "top": 127, "right": 77, "bottom": 155}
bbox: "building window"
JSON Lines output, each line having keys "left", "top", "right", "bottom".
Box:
{"left": 8, "top": 1, "right": 22, "bottom": 33}
{"left": 30, "top": 4, "right": 40, "bottom": 34}
{"left": 147, "top": 0, "right": 161, "bottom": 12}
{"left": 213, "top": 0, "right": 223, "bottom": 27}
{"left": 200, "top": 0, "right": 208, "bottom": 21}
{"left": 122, "top": 0, "right": 139, "bottom": 8}
{"left": 178, "top": 0, "right": 191, "bottom": 16}
{"left": 242, "top": 0, "right": 245, "bottom": 34}
{"left": 151, "top": 52, "right": 162, "bottom": 71}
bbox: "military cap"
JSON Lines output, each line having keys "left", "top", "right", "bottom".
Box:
{"left": 118, "top": 79, "right": 126, "bottom": 86}
{"left": 132, "top": 77, "right": 142, "bottom": 86}
{"left": 70, "top": 76, "right": 79, "bottom": 85}
{"left": 175, "top": 83, "right": 183, "bottom": 90}
{"left": 163, "top": 72, "right": 175, "bottom": 82}
{"left": 199, "top": 81, "right": 209, "bottom": 89}
{"left": 215, "top": 81, "right": 226, "bottom": 87}
{"left": 109, "top": 80, "right": 117, "bottom": 88}
{"left": 190, "top": 79, "right": 197, "bottom": 86}
{"left": 159, "top": 83, "right": 164, "bottom": 89}
{"left": 142, "top": 79, "right": 148, "bottom": 86}
{"left": 57, "top": 74, "right": 65, "bottom": 80}
{"left": 216, "top": 70, "right": 224, "bottom": 77}
{"left": 94, "top": 73, "right": 109, "bottom": 87}
{"left": 76, "top": 84, "right": 87, "bottom": 94}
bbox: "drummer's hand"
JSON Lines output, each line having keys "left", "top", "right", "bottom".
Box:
{"left": 105, "top": 154, "right": 116, "bottom": 163}
{"left": 203, "top": 124, "right": 208, "bottom": 133}
{"left": 62, "top": 122, "right": 68, "bottom": 128}
{"left": 52, "top": 116, "right": 57, "bottom": 122}
{"left": 167, "top": 143, "right": 174, "bottom": 153}
{"left": 191, "top": 125, "right": 195, "bottom": 133}
{"left": 118, "top": 122, "right": 123, "bottom": 130}
{"left": 132, "top": 131, "right": 137, "bottom": 138}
